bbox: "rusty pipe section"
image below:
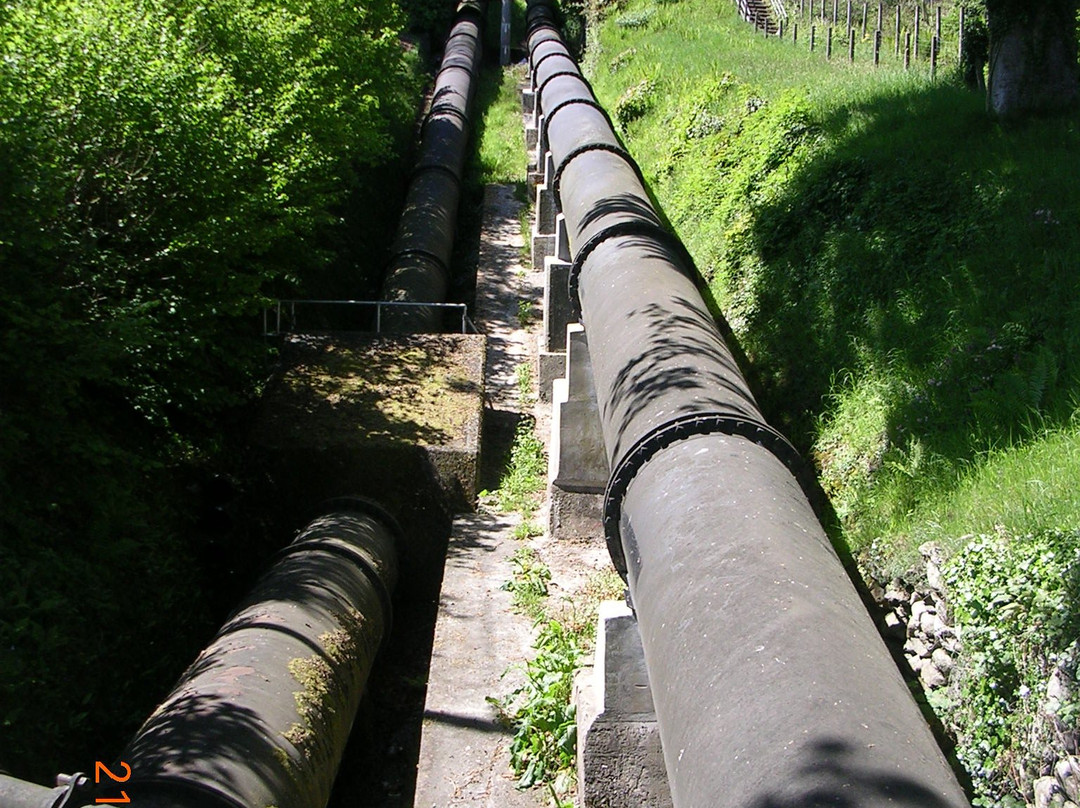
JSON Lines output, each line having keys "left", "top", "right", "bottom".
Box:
{"left": 380, "top": 0, "right": 485, "bottom": 333}
{"left": 526, "top": 3, "right": 969, "bottom": 807}
{"left": 119, "top": 499, "right": 400, "bottom": 808}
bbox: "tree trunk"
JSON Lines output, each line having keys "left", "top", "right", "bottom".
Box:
{"left": 986, "top": 0, "right": 1079, "bottom": 119}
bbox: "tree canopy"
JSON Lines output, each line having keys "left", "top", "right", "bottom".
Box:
{"left": 0, "top": 0, "right": 420, "bottom": 778}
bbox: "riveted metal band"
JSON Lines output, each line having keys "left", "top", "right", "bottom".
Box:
{"left": 602, "top": 414, "right": 802, "bottom": 578}
{"left": 552, "top": 142, "right": 644, "bottom": 211}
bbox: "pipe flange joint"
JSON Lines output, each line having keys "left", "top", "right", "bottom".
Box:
{"left": 385, "top": 247, "right": 450, "bottom": 277}
{"left": 435, "top": 57, "right": 480, "bottom": 85}
{"left": 531, "top": 47, "right": 572, "bottom": 76}
{"left": 409, "top": 161, "right": 463, "bottom": 189}
{"left": 567, "top": 220, "right": 694, "bottom": 320}
{"left": 537, "top": 68, "right": 583, "bottom": 100}
{"left": 455, "top": 4, "right": 485, "bottom": 27}
{"left": 602, "top": 414, "right": 802, "bottom": 580}
{"left": 539, "top": 97, "right": 612, "bottom": 159}
{"left": 552, "top": 142, "right": 643, "bottom": 212}
{"left": 423, "top": 103, "right": 469, "bottom": 131}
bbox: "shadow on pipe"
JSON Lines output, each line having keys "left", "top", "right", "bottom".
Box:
{"left": 381, "top": 1, "right": 487, "bottom": 334}
{"left": 117, "top": 499, "right": 400, "bottom": 808}
{"left": 525, "top": 1, "right": 971, "bottom": 805}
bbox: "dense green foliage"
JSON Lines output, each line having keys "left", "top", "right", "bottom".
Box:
{"left": 0, "top": 0, "right": 421, "bottom": 779}
{"left": 585, "top": 0, "right": 1080, "bottom": 803}
{"left": 943, "top": 530, "right": 1080, "bottom": 803}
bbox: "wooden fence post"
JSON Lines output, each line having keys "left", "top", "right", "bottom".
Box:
{"left": 827, "top": 25, "right": 833, "bottom": 58}
{"left": 874, "top": 27, "right": 881, "bottom": 65}
{"left": 849, "top": 27, "right": 855, "bottom": 61}
{"left": 810, "top": 24, "right": 816, "bottom": 50}
{"left": 895, "top": 5, "right": 901, "bottom": 56}
{"left": 914, "top": 5, "right": 920, "bottom": 60}
{"left": 904, "top": 30, "right": 911, "bottom": 68}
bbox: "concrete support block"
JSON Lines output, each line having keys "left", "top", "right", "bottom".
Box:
{"left": 575, "top": 601, "right": 672, "bottom": 808}
{"left": 566, "top": 324, "right": 598, "bottom": 404}
{"left": 535, "top": 181, "right": 556, "bottom": 235}
{"left": 532, "top": 114, "right": 547, "bottom": 171}
{"left": 521, "top": 87, "right": 536, "bottom": 116}
{"left": 543, "top": 150, "right": 555, "bottom": 188}
{"left": 555, "top": 214, "right": 571, "bottom": 263}
{"left": 543, "top": 255, "right": 572, "bottom": 353}
{"left": 548, "top": 325, "right": 607, "bottom": 492}
{"left": 548, "top": 483, "right": 603, "bottom": 540}
{"left": 531, "top": 232, "right": 555, "bottom": 275}
{"left": 525, "top": 124, "right": 538, "bottom": 155}
{"left": 537, "top": 341, "right": 564, "bottom": 405}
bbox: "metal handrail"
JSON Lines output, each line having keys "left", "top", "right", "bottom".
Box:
{"left": 263, "top": 299, "right": 479, "bottom": 336}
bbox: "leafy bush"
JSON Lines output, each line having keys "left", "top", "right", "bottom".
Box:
{"left": 943, "top": 531, "right": 1080, "bottom": 806}
{"left": 502, "top": 547, "right": 553, "bottom": 619}
{"left": 614, "top": 78, "right": 657, "bottom": 128}
{"left": 0, "top": 0, "right": 412, "bottom": 441}
{"left": 497, "top": 417, "right": 547, "bottom": 515}
{"left": 0, "top": 0, "right": 418, "bottom": 779}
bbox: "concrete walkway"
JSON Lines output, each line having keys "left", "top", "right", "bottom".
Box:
{"left": 412, "top": 185, "right": 545, "bottom": 808}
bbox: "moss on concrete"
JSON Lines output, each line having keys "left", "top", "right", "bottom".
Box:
{"left": 258, "top": 333, "right": 484, "bottom": 451}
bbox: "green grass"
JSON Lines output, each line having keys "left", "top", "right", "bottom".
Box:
{"left": 587, "top": 0, "right": 1080, "bottom": 559}
{"left": 583, "top": 1, "right": 1080, "bottom": 803}
{"left": 503, "top": 546, "right": 553, "bottom": 619}
{"left": 474, "top": 61, "right": 530, "bottom": 185}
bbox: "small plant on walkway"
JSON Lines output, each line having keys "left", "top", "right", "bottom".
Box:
{"left": 514, "top": 360, "right": 536, "bottom": 407}
{"left": 496, "top": 416, "right": 546, "bottom": 516}
{"left": 502, "top": 546, "right": 552, "bottom": 620}
{"left": 490, "top": 619, "right": 581, "bottom": 796}
{"left": 517, "top": 298, "right": 535, "bottom": 328}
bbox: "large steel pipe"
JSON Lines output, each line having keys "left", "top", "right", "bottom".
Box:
{"left": 119, "top": 500, "right": 400, "bottom": 808}
{"left": 526, "top": 3, "right": 969, "bottom": 806}
{"left": 381, "top": 1, "right": 485, "bottom": 333}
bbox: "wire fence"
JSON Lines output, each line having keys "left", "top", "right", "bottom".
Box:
{"left": 739, "top": 0, "right": 967, "bottom": 77}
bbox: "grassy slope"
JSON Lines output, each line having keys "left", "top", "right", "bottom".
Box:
{"left": 587, "top": 0, "right": 1080, "bottom": 569}
{"left": 583, "top": 0, "right": 1080, "bottom": 803}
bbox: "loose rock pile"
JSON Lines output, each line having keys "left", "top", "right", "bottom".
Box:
{"left": 870, "top": 542, "right": 1080, "bottom": 808}
{"left": 871, "top": 542, "right": 959, "bottom": 693}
